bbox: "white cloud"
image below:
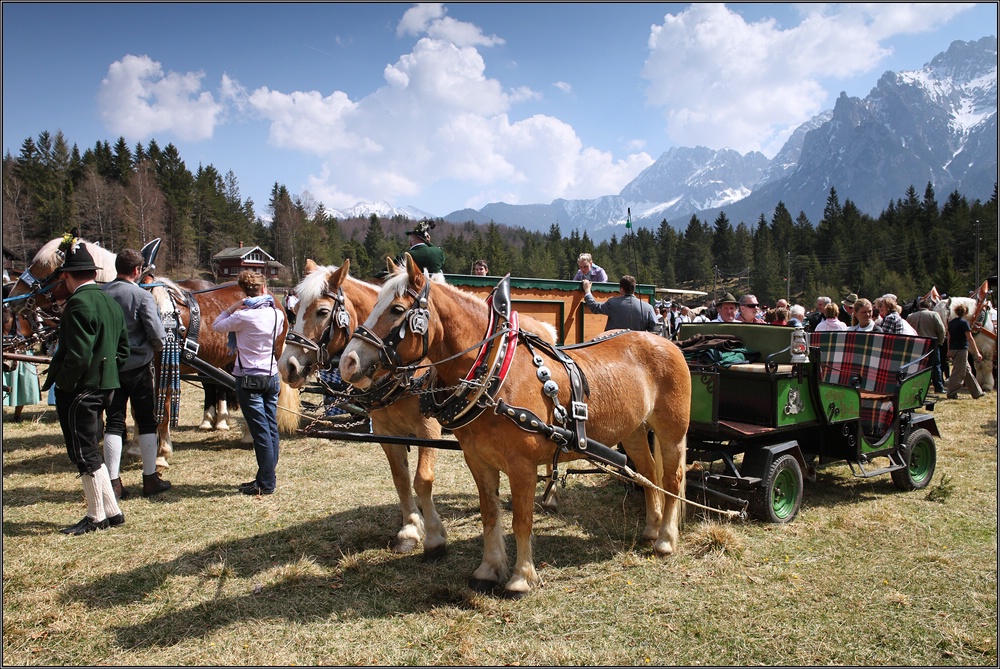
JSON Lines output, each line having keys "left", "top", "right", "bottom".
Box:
{"left": 245, "top": 5, "right": 649, "bottom": 212}
{"left": 642, "top": 3, "right": 973, "bottom": 157}
{"left": 97, "top": 54, "right": 223, "bottom": 142}
{"left": 553, "top": 81, "right": 573, "bottom": 94}
{"left": 397, "top": 3, "right": 504, "bottom": 47}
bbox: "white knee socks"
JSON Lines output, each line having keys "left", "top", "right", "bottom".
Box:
{"left": 93, "top": 464, "right": 121, "bottom": 520}
{"left": 80, "top": 472, "right": 105, "bottom": 522}
{"left": 138, "top": 433, "right": 159, "bottom": 476}
{"left": 103, "top": 434, "right": 123, "bottom": 480}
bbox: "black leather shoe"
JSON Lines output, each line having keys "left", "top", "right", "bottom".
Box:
{"left": 107, "top": 512, "right": 125, "bottom": 528}
{"left": 59, "top": 516, "right": 109, "bottom": 535}
{"left": 240, "top": 483, "right": 274, "bottom": 496}
{"left": 238, "top": 480, "right": 258, "bottom": 491}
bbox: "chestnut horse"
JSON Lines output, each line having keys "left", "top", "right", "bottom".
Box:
{"left": 8, "top": 236, "right": 299, "bottom": 469}
{"left": 339, "top": 255, "right": 690, "bottom": 596}
{"left": 278, "top": 258, "right": 447, "bottom": 557}
{"left": 278, "top": 258, "right": 562, "bottom": 557}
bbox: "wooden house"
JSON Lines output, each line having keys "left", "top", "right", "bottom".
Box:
{"left": 211, "top": 243, "right": 284, "bottom": 281}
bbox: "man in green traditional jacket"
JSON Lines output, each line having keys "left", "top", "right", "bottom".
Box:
{"left": 400, "top": 220, "right": 445, "bottom": 273}
{"left": 41, "top": 241, "right": 130, "bottom": 536}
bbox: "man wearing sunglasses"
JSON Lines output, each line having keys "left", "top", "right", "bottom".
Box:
{"left": 736, "top": 294, "right": 766, "bottom": 323}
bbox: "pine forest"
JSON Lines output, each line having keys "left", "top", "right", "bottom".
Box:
{"left": 3, "top": 131, "right": 997, "bottom": 306}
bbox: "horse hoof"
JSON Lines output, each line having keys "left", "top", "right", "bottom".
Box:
{"left": 198, "top": 421, "right": 214, "bottom": 431}
{"left": 155, "top": 457, "right": 170, "bottom": 471}
{"left": 392, "top": 537, "right": 418, "bottom": 554}
{"left": 215, "top": 421, "right": 230, "bottom": 431}
{"left": 422, "top": 544, "right": 447, "bottom": 562}
{"left": 467, "top": 577, "right": 499, "bottom": 593}
{"left": 501, "top": 588, "right": 529, "bottom": 600}
{"left": 536, "top": 497, "right": 559, "bottom": 514}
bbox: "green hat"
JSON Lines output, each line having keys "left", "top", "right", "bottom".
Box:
{"left": 717, "top": 292, "right": 738, "bottom": 305}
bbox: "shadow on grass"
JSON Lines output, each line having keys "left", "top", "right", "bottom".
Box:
{"left": 58, "top": 490, "right": 637, "bottom": 651}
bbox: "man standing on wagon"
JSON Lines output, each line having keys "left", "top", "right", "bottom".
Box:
{"left": 581, "top": 275, "right": 659, "bottom": 333}
{"left": 401, "top": 220, "right": 445, "bottom": 274}
{"left": 101, "top": 248, "right": 170, "bottom": 500}
{"left": 41, "top": 242, "right": 130, "bottom": 535}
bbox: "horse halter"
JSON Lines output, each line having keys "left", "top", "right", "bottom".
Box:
{"left": 282, "top": 286, "right": 352, "bottom": 374}
{"left": 350, "top": 279, "right": 431, "bottom": 372}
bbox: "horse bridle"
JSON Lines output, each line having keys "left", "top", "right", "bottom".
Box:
{"left": 282, "top": 286, "right": 352, "bottom": 375}
{"left": 350, "top": 279, "right": 432, "bottom": 372}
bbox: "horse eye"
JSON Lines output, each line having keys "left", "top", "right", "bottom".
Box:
{"left": 316, "top": 308, "right": 331, "bottom": 317}
{"left": 391, "top": 304, "right": 406, "bottom": 315}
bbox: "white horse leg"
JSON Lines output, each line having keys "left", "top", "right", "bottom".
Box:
{"left": 379, "top": 443, "right": 425, "bottom": 554}
{"left": 414, "top": 446, "right": 447, "bottom": 559}
{"left": 974, "top": 335, "right": 995, "bottom": 392}
{"left": 199, "top": 403, "right": 216, "bottom": 431}
{"left": 622, "top": 430, "right": 664, "bottom": 543}
{"left": 214, "top": 398, "right": 230, "bottom": 431}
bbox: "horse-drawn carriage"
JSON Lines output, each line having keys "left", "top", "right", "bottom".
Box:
{"left": 678, "top": 322, "right": 938, "bottom": 523}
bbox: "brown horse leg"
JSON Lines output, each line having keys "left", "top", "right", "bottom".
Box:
{"left": 654, "top": 433, "right": 686, "bottom": 558}
{"left": 463, "top": 449, "right": 507, "bottom": 592}
{"left": 378, "top": 442, "right": 425, "bottom": 554}
{"left": 621, "top": 429, "right": 663, "bottom": 543}
{"left": 413, "top": 445, "right": 447, "bottom": 560}
{"left": 504, "top": 456, "right": 543, "bottom": 596}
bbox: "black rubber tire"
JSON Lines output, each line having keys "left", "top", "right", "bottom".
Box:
{"left": 750, "top": 453, "right": 803, "bottom": 524}
{"left": 890, "top": 428, "right": 937, "bottom": 490}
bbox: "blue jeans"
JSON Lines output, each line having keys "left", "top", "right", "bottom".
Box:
{"left": 236, "top": 374, "right": 280, "bottom": 492}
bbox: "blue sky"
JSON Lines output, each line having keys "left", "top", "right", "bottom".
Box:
{"left": 3, "top": 2, "right": 996, "bottom": 219}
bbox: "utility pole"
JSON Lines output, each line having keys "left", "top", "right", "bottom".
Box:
{"left": 975, "top": 219, "right": 980, "bottom": 288}
{"left": 786, "top": 252, "right": 791, "bottom": 303}
{"left": 713, "top": 265, "right": 719, "bottom": 300}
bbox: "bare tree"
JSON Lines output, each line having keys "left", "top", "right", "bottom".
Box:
{"left": 122, "top": 159, "right": 166, "bottom": 248}
{"left": 73, "top": 165, "right": 123, "bottom": 250}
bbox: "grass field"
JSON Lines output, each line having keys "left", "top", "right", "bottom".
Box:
{"left": 2, "top": 383, "right": 996, "bottom": 666}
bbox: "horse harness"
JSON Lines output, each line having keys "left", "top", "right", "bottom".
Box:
{"left": 352, "top": 275, "right": 630, "bottom": 472}
{"left": 283, "top": 285, "right": 411, "bottom": 415}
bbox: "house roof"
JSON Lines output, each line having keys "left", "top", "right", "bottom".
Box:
{"left": 212, "top": 245, "right": 276, "bottom": 261}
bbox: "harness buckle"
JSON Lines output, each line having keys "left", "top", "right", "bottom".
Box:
{"left": 571, "top": 401, "right": 589, "bottom": 421}
{"left": 182, "top": 338, "right": 200, "bottom": 357}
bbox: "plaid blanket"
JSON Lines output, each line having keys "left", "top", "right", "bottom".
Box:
{"left": 812, "top": 331, "right": 931, "bottom": 439}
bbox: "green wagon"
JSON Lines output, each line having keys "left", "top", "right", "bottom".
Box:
{"left": 678, "top": 323, "right": 939, "bottom": 523}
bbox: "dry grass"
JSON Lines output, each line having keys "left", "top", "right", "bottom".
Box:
{"left": 2, "top": 385, "right": 996, "bottom": 666}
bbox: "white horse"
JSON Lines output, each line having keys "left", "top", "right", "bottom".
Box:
{"left": 933, "top": 291, "right": 997, "bottom": 392}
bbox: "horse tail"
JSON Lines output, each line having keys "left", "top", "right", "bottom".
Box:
{"left": 277, "top": 380, "right": 300, "bottom": 434}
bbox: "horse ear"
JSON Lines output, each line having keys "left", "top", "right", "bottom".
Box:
{"left": 304, "top": 259, "right": 318, "bottom": 273}
{"left": 385, "top": 255, "right": 395, "bottom": 275}
{"left": 404, "top": 253, "right": 426, "bottom": 290}
{"left": 328, "top": 263, "right": 347, "bottom": 290}
{"left": 341, "top": 258, "right": 350, "bottom": 275}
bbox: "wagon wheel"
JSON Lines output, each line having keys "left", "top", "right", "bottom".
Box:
{"left": 890, "top": 428, "right": 936, "bottom": 490}
{"left": 750, "top": 454, "right": 803, "bottom": 524}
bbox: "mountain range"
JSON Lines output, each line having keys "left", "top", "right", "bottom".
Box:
{"left": 328, "top": 36, "right": 997, "bottom": 242}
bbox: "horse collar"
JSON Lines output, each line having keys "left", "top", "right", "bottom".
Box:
{"left": 419, "top": 278, "right": 520, "bottom": 429}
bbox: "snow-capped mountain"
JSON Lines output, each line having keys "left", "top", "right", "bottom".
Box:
{"left": 327, "top": 200, "right": 433, "bottom": 222}
{"left": 332, "top": 37, "right": 996, "bottom": 242}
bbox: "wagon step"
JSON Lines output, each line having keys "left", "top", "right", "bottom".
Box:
{"left": 847, "top": 453, "right": 906, "bottom": 478}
